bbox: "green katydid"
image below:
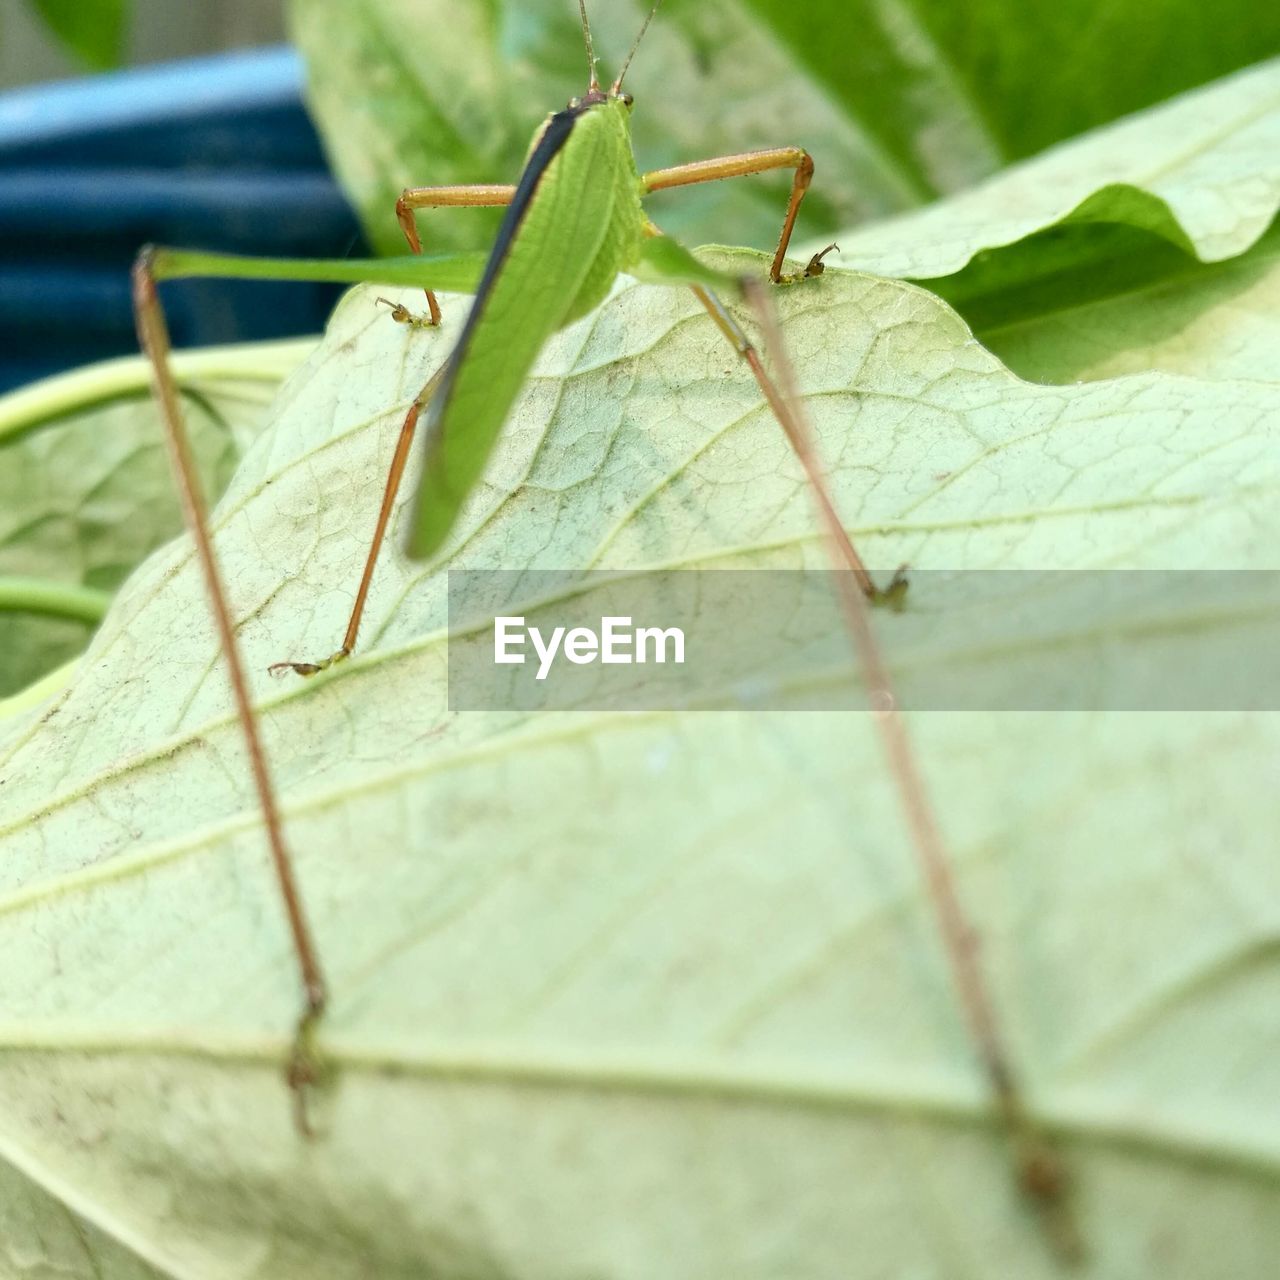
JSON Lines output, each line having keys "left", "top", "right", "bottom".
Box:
{"left": 131, "top": 0, "right": 1075, "bottom": 1254}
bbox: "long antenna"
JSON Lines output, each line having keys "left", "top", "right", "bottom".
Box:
{"left": 613, "top": 0, "right": 664, "bottom": 91}
{"left": 577, "top": 0, "right": 600, "bottom": 92}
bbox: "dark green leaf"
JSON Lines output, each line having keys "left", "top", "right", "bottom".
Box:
{"left": 27, "top": 0, "right": 128, "bottom": 70}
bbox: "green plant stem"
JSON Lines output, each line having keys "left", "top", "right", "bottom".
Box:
{"left": 0, "top": 339, "right": 316, "bottom": 447}
{"left": 149, "top": 247, "right": 488, "bottom": 289}
{"left": 0, "top": 578, "right": 111, "bottom": 625}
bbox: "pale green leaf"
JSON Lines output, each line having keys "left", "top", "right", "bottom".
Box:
{"left": 0, "top": 340, "right": 315, "bottom": 696}
{"left": 835, "top": 57, "right": 1280, "bottom": 279}
{"left": 0, "top": 261, "right": 1277, "bottom": 1275}
{"left": 633, "top": 234, "right": 742, "bottom": 291}
{"left": 817, "top": 58, "right": 1280, "bottom": 382}
{"left": 289, "top": 0, "right": 1280, "bottom": 256}
{"left": 291, "top": 0, "right": 1280, "bottom": 393}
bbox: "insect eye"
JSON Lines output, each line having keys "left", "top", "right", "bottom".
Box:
{"left": 620, "top": 92, "right": 634, "bottom": 109}
{"left": 567, "top": 96, "right": 582, "bottom": 109}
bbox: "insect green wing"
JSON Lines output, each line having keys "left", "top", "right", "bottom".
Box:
{"left": 405, "top": 97, "right": 644, "bottom": 560}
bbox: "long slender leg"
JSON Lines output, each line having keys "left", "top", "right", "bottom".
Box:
{"left": 395, "top": 184, "right": 515, "bottom": 324}
{"left": 707, "top": 272, "right": 1078, "bottom": 1261}
{"left": 690, "top": 282, "right": 883, "bottom": 598}
{"left": 132, "top": 250, "right": 328, "bottom": 1133}
{"left": 270, "top": 361, "right": 447, "bottom": 677}
{"left": 641, "top": 149, "right": 827, "bottom": 283}
{"left": 268, "top": 184, "right": 516, "bottom": 674}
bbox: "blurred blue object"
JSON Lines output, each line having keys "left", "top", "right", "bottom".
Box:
{"left": 0, "top": 47, "right": 366, "bottom": 392}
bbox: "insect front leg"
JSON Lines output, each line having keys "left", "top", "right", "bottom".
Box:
{"left": 641, "top": 148, "right": 834, "bottom": 284}
{"left": 394, "top": 184, "right": 516, "bottom": 324}
{"left": 271, "top": 182, "right": 516, "bottom": 676}
{"left": 269, "top": 360, "right": 448, "bottom": 678}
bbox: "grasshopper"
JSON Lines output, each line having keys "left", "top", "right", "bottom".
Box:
{"left": 132, "top": 0, "right": 1074, "bottom": 1256}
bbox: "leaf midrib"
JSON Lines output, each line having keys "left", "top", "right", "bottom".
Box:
{"left": 1, "top": 1028, "right": 1277, "bottom": 1188}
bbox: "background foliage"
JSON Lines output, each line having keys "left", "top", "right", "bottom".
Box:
{"left": 22, "top": 0, "right": 129, "bottom": 70}
{"left": 0, "top": 2, "right": 1278, "bottom": 1275}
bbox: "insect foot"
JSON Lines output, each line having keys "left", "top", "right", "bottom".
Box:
{"left": 375, "top": 296, "right": 439, "bottom": 330}
{"left": 776, "top": 242, "right": 840, "bottom": 285}
{"left": 871, "top": 564, "right": 910, "bottom": 611}
{"left": 269, "top": 648, "right": 352, "bottom": 679}
{"left": 1017, "top": 1139, "right": 1083, "bottom": 1265}
{"left": 286, "top": 1002, "right": 334, "bottom": 1140}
